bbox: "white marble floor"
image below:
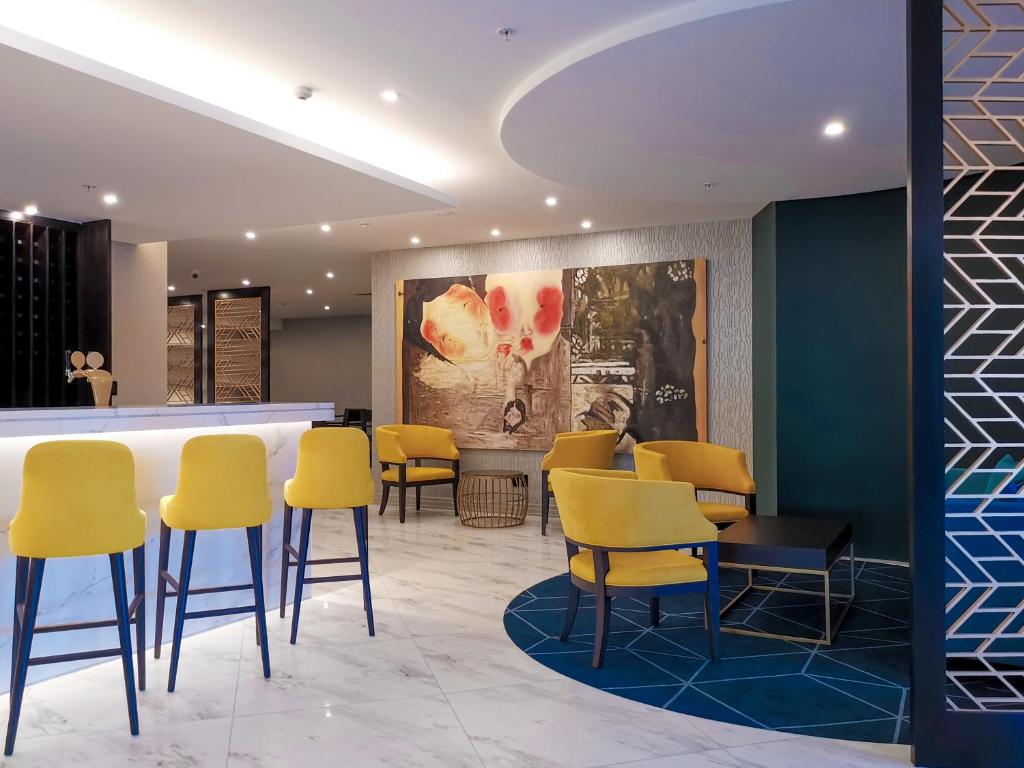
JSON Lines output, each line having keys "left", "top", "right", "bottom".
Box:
{"left": 0, "top": 503, "right": 913, "bottom": 767}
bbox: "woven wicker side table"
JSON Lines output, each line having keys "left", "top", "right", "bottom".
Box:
{"left": 457, "top": 470, "right": 529, "bottom": 528}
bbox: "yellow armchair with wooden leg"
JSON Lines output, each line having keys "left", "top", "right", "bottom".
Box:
{"left": 376, "top": 424, "right": 460, "bottom": 523}
{"left": 539, "top": 430, "right": 618, "bottom": 536}
{"left": 634, "top": 440, "right": 755, "bottom": 526}
{"left": 549, "top": 468, "right": 720, "bottom": 668}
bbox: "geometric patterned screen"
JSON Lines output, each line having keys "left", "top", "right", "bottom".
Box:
{"left": 167, "top": 302, "right": 198, "bottom": 404}
{"left": 943, "top": 0, "right": 1024, "bottom": 712}
{"left": 212, "top": 295, "right": 264, "bottom": 403}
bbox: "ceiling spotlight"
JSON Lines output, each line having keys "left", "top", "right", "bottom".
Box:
{"left": 305, "top": 288, "right": 314, "bottom": 295}
{"left": 103, "top": 193, "right": 118, "bottom": 205}
{"left": 168, "top": 285, "right": 176, "bottom": 292}
{"left": 823, "top": 120, "right": 846, "bottom": 137}
{"left": 379, "top": 90, "right": 400, "bottom": 103}
{"left": 410, "top": 236, "right": 421, "bottom": 245}
{"left": 10, "top": 211, "right": 23, "bottom": 221}
{"left": 581, "top": 220, "right": 592, "bottom": 230}
{"left": 491, "top": 228, "right": 501, "bottom": 237}
{"left": 24, "top": 204, "right": 38, "bottom": 216}
{"left": 242, "top": 279, "right": 251, "bottom": 286}
{"left": 325, "top": 271, "right": 335, "bottom": 279}
{"left": 323, "top": 305, "right": 331, "bottom": 311}
{"left": 320, "top": 223, "right": 331, "bottom": 232}
{"left": 296, "top": 85, "right": 314, "bottom": 101}
{"left": 245, "top": 231, "right": 256, "bottom": 240}
{"left": 545, "top": 196, "right": 558, "bottom": 207}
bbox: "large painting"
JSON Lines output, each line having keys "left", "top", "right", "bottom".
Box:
{"left": 397, "top": 259, "right": 705, "bottom": 451}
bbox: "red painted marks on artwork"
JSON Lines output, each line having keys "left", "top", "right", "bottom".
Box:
{"left": 534, "top": 286, "right": 563, "bottom": 334}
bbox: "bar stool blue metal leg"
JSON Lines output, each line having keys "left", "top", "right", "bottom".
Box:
{"left": 109, "top": 552, "right": 139, "bottom": 735}
{"left": 4, "top": 559, "right": 44, "bottom": 757}
{"left": 167, "top": 530, "right": 196, "bottom": 693}
{"left": 247, "top": 526, "right": 271, "bottom": 676}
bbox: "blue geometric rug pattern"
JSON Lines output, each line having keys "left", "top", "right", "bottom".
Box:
{"left": 503, "top": 561, "right": 910, "bottom": 745}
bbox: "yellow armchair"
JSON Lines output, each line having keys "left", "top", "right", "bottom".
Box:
{"left": 375, "top": 424, "right": 461, "bottom": 523}
{"left": 634, "top": 440, "right": 755, "bottom": 526}
{"left": 549, "top": 468, "right": 720, "bottom": 668}
{"left": 539, "top": 429, "right": 618, "bottom": 536}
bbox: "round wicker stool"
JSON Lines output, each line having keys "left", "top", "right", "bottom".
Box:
{"left": 457, "top": 470, "right": 529, "bottom": 528}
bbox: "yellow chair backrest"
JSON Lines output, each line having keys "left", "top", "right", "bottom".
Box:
{"left": 549, "top": 468, "right": 716, "bottom": 549}
{"left": 10, "top": 440, "right": 146, "bottom": 559}
{"left": 286, "top": 428, "right": 373, "bottom": 509}
{"left": 376, "top": 424, "right": 459, "bottom": 464}
{"left": 541, "top": 430, "right": 618, "bottom": 471}
{"left": 634, "top": 441, "right": 754, "bottom": 495}
{"left": 161, "top": 434, "right": 271, "bottom": 531}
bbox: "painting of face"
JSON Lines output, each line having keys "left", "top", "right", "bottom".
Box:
{"left": 484, "top": 270, "right": 564, "bottom": 367}
{"left": 420, "top": 284, "right": 492, "bottom": 363}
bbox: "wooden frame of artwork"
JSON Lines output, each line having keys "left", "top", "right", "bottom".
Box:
{"left": 396, "top": 259, "right": 707, "bottom": 451}
{"left": 206, "top": 286, "right": 270, "bottom": 403}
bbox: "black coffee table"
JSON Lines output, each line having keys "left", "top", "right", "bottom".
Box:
{"left": 717, "top": 516, "right": 855, "bottom": 646}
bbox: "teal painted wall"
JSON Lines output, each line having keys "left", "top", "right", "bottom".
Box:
{"left": 754, "top": 188, "right": 908, "bottom": 561}
{"left": 752, "top": 204, "right": 778, "bottom": 516}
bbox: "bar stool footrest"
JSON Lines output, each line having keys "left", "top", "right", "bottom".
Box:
{"left": 184, "top": 605, "right": 258, "bottom": 621}
{"left": 28, "top": 647, "right": 123, "bottom": 666}
{"left": 302, "top": 574, "right": 362, "bottom": 585}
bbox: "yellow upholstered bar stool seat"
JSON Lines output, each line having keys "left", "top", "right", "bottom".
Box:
{"left": 634, "top": 440, "right": 756, "bottom": 526}
{"left": 376, "top": 424, "right": 460, "bottom": 523}
{"left": 539, "top": 430, "right": 618, "bottom": 536}
{"left": 5, "top": 440, "right": 146, "bottom": 756}
{"left": 549, "top": 468, "right": 721, "bottom": 668}
{"left": 281, "top": 427, "right": 375, "bottom": 643}
{"left": 154, "top": 434, "right": 272, "bottom": 692}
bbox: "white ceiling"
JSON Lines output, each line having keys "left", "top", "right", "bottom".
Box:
{"left": 0, "top": 0, "right": 907, "bottom": 319}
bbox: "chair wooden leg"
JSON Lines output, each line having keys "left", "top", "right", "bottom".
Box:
{"left": 290, "top": 508, "right": 313, "bottom": 645}
{"left": 153, "top": 521, "right": 171, "bottom": 659}
{"left": 354, "top": 506, "right": 375, "bottom": 637}
{"left": 650, "top": 597, "right": 661, "bottom": 628}
{"left": 705, "top": 542, "right": 720, "bottom": 662}
{"left": 451, "top": 480, "right": 459, "bottom": 516}
{"left": 132, "top": 544, "right": 146, "bottom": 692}
{"left": 109, "top": 553, "right": 140, "bottom": 736}
{"left": 541, "top": 490, "right": 550, "bottom": 536}
{"left": 398, "top": 483, "right": 407, "bottom": 524}
{"left": 415, "top": 486, "right": 421, "bottom": 511}
{"left": 4, "top": 558, "right": 44, "bottom": 757}
{"left": 247, "top": 526, "right": 271, "bottom": 677}
{"left": 378, "top": 484, "right": 390, "bottom": 516}
{"left": 9, "top": 556, "right": 27, "bottom": 693}
{"left": 280, "top": 503, "right": 293, "bottom": 618}
{"left": 560, "top": 583, "right": 580, "bottom": 642}
{"left": 168, "top": 530, "right": 196, "bottom": 693}
{"left": 592, "top": 592, "right": 611, "bottom": 669}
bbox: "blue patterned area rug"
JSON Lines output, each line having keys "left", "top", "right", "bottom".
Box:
{"left": 503, "top": 561, "right": 910, "bottom": 745}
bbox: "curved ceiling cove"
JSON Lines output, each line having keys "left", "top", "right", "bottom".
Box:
{"left": 500, "top": 0, "right": 906, "bottom": 205}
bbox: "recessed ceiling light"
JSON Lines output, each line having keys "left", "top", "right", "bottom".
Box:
{"left": 168, "top": 284, "right": 176, "bottom": 291}
{"left": 10, "top": 211, "right": 24, "bottom": 221}
{"left": 823, "top": 120, "right": 846, "bottom": 137}
{"left": 200, "top": 323, "right": 206, "bottom": 329}
{"left": 325, "top": 271, "right": 335, "bottom": 279}
{"left": 323, "top": 305, "right": 331, "bottom": 311}
{"left": 242, "top": 279, "right": 251, "bottom": 286}
{"left": 581, "top": 220, "right": 592, "bottom": 230}
{"left": 410, "top": 236, "right": 421, "bottom": 245}
{"left": 103, "top": 193, "right": 118, "bottom": 205}
{"left": 491, "top": 228, "right": 501, "bottom": 237}
{"left": 24, "top": 204, "right": 38, "bottom": 216}
{"left": 305, "top": 288, "right": 314, "bottom": 295}
{"left": 380, "top": 90, "right": 400, "bottom": 103}
{"left": 245, "top": 231, "right": 256, "bottom": 240}
{"left": 320, "top": 223, "right": 331, "bottom": 232}
{"left": 545, "top": 196, "right": 558, "bottom": 207}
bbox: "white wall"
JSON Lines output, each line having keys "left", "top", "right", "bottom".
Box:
{"left": 371, "top": 221, "right": 753, "bottom": 502}
{"left": 111, "top": 241, "right": 168, "bottom": 406}
{"left": 270, "top": 315, "right": 371, "bottom": 411}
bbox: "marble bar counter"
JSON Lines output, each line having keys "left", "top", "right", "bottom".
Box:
{"left": 0, "top": 402, "right": 335, "bottom": 692}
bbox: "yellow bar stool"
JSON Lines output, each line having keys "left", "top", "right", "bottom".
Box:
{"left": 153, "top": 434, "right": 272, "bottom": 691}
{"left": 5, "top": 440, "right": 146, "bottom": 756}
{"left": 280, "top": 427, "right": 374, "bottom": 643}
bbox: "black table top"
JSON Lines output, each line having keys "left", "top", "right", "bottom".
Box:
{"left": 717, "top": 515, "right": 853, "bottom": 572}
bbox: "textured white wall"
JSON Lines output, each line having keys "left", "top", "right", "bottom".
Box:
{"left": 371, "top": 221, "right": 753, "bottom": 505}
{"left": 112, "top": 240, "right": 168, "bottom": 406}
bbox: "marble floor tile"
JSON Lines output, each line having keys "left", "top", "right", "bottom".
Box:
{"left": 601, "top": 749, "right": 744, "bottom": 767}
{"left": 416, "top": 630, "right": 563, "bottom": 693}
{"left": 723, "top": 736, "right": 911, "bottom": 767}
{"left": 227, "top": 695, "right": 483, "bottom": 768}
